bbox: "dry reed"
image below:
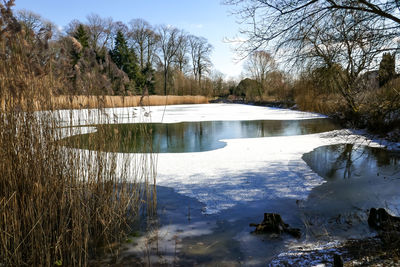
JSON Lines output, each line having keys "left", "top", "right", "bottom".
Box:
{"left": 0, "top": 2, "right": 156, "bottom": 266}
{"left": 49, "top": 95, "right": 209, "bottom": 110}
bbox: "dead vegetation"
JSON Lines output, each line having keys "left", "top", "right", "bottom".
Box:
{"left": 0, "top": 1, "right": 156, "bottom": 266}
{"left": 50, "top": 95, "right": 209, "bottom": 110}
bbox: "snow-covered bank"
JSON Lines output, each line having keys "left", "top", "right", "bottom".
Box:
{"left": 54, "top": 103, "right": 326, "bottom": 127}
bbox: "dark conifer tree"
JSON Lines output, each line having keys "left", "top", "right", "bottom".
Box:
{"left": 74, "top": 24, "right": 89, "bottom": 49}
{"left": 378, "top": 53, "right": 396, "bottom": 87}
{"left": 110, "top": 30, "right": 143, "bottom": 93}
{"left": 70, "top": 24, "right": 89, "bottom": 66}
{"left": 142, "top": 62, "right": 156, "bottom": 95}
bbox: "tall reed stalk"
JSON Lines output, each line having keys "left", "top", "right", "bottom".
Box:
{"left": 50, "top": 95, "right": 209, "bottom": 110}
{"left": 0, "top": 1, "right": 156, "bottom": 265}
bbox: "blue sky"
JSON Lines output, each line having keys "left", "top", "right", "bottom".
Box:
{"left": 13, "top": 0, "right": 245, "bottom": 79}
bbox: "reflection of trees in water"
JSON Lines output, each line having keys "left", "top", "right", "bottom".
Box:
{"left": 260, "top": 121, "right": 265, "bottom": 136}
{"left": 194, "top": 122, "right": 204, "bottom": 148}
{"left": 370, "top": 147, "right": 399, "bottom": 167}
{"left": 307, "top": 144, "right": 400, "bottom": 180}
{"left": 343, "top": 144, "right": 354, "bottom": 179}
{"left": 247, "top": 120, "right": 285, "bottom": 137}
{"left": 327, "top": 144, "right": 354, "bottom": 179}
{"left": 164, "top": 123, "right": 185, "bottom": 150}
{"left": 65, "top": 119, "right": 341, "bottom": 153}
{"left": 369, "top": 146, "right": 400, "bottom": 177}
{"left": 326, "top": 144, "right": 379, "bottom": 179}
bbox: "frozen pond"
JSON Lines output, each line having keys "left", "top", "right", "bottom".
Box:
{"left": 59, "top": 104, "right": 400, "bottom": 266}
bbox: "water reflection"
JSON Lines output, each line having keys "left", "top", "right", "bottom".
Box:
{"left": 63, "top": 119, "right": 340, "bottom": 153}
{"left": 301, "top": 144, "right": 400, "bottom": 238}
{"left": 302, "top": 144, "right": 400, "bottom": 180}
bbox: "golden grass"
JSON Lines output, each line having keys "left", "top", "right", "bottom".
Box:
{"left": 49, "top": 95, "right": 209, "bottom": 110}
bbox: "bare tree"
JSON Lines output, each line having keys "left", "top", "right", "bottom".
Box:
{"left": 17, "top": 10, "right": 44, "bottom": 33}
{"left": 126, "top": 19, "right": 160, "bottom": 70}
{"left": 128, "top": 19, "right": 151, "bottom": 69}
{"left": 294, "top": 10, "right": 390, "bottom": 112}
{"left": 86, "top": 13, "right": 114, "bottom": 51}
{"left": 145, "top": 28, "right": 160, "bottom": 68}
{"left": 188, "top": 35, "right": 213, "bottom": 87}
{"left": 245, "top": 50, "right": 275, "bottom": 98}
{"left": 157, "top": 25, "right": 185, "bottom": 95}
{"left": 225, "top": 0, "right": 400, "bottom": 53}
{"left": 173, "top": 33, "right": 189, "bottom": 73}
{"left": 64, "top": 19, "right": 82, "bottom": 36}
{"left": 16, "top": 9, "right": 55, "bottom": 40}
{"left": 226, "top": 0, "right": 399, "bottom": 112}
{"left": 211, "top": 70, "right": 226, "bottom": 96}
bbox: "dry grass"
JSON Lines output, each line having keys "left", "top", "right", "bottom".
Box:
{"left": 294, "top": 75, "right": 400, "bottom": 134}
{"left": 293, "top": 78, "right": 347, "bottom": 115}
{"left": 0, "top": 2, "right": 156, "bottom": 266}
{"left": 295, "top": 92, "right": 346, "bottom": 115}
{"left": 49, "top": 95, "right": 209, "bottom": 110}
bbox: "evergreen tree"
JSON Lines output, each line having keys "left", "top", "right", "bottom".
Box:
{"left": 142, "top": 62, "right": 155, "bottom": 95}
{"left": 110, "top": 31, "right": 142, "bottom": 93}
{"left": 378, "top": 53, "right": 396, "bottom": 87}
{"left": 70, "top": 24, "right": 89, "bottom": 65}
{"left": 74, "top": 24, "right": 89, "bottom": 49}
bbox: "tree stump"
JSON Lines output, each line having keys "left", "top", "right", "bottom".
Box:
{"left": 250, "top": 213, "right": 301, "bottom": 238}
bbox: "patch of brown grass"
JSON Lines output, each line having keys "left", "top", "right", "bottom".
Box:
{"left": 49, "top": 95, "right": 209, "bottom": 110}
{"left": 295, "top": 91, "right": 346, "bottom": 115}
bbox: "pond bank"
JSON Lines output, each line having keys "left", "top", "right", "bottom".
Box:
{"left": 211, "top": 97, "right": 400, "bottom": 143}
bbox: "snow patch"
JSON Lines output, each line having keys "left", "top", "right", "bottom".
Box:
{"left": 53, "top": 103, "right": 327, "bottom": 127}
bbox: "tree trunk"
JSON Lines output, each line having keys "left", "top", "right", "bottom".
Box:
{"left": 164, "top": 68, "right": 168, "bottom": 96}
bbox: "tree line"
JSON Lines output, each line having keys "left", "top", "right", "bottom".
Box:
{"left": 8, "top": 2, "right": 400, "bottom": 134}
{"left": 14, "top": 9, "right": 236, "bottom": 97}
